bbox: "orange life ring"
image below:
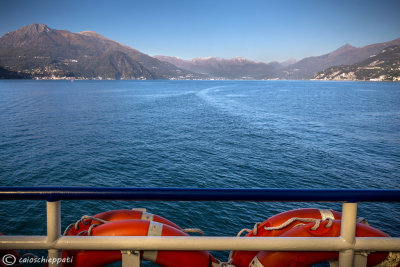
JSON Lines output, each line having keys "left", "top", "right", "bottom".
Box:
{"left": 62, "top": 219, "right": 216, "bottom": 267}
{"left": 250, "top": 220, "right": 390, "bottom": 267}
{"left": 65, "top": 209, "right": 181, "bottom": 236}
{"left": 231, "top": 208, "right": 342, "bottom": 267}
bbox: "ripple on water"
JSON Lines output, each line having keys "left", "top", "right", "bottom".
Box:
{"left": 0, "top": 80, "right": 399, "bottom": 251}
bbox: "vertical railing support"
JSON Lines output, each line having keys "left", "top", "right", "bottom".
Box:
{"left": 47, "top": 201, "right": 61, "bottom": 267}
{"left": 339, "top": 202, "right": 358, "bottom": 267}
{"left": 122, "top": 250, "right": 141, "bottom": 267}
{"left": 353, "top": 253, "right": 368, "bottom": 267}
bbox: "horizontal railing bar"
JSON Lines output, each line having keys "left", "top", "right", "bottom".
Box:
{"left": 1, "top": 236, "right": 400, "bottom": 251}
{"left": 0, "top": 236, "right": 48, "bottom": 249}
{"left": 55, "top": 236, "right": 350, "bottom": 251}
{"left": 355, "top": 237, "right": 400, "bottom": 251}
{"left": 1, "top": 187, "right": 400, "bottom": 202}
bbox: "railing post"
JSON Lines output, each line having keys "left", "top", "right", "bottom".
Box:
{"left": 339, "top": 202, "right": 358, "bottom": 267}
{"left": 121, "top": 250, "right": 141, "bottom": 267}
{"left": 47, "top": 201, "right": 61, "bottom": 267}
{"left": 353, "top": 253, "right": 368, "bottom": 267}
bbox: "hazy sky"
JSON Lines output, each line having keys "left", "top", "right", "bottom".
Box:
{"left": 1, "top": 0, "right": 399, "bottom": 62}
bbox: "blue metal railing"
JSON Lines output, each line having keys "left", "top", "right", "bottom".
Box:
{"left": 1, "top": 187, "right": 400, "bottom": 202}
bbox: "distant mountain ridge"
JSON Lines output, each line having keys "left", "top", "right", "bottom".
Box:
{"left": 0, "top": 24, "right": 199, "bottom": 80}
{"left": 314, "top": 45, "right": 400, "bottom": 81}
{"left": 154, "top": 55, "right": 283, "bottom": 79}
{"left": 155, "top": 39, "right": 400, "bottom": 80}
{"left": 280, "top": 38, "right": 400, "bottom": 79}
{"left": 0, "top": 23, "right": 399, "bottom": 80}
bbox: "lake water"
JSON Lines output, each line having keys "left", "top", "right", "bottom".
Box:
{"left": 0, "top": 80, "right": 399, "bottom": 265}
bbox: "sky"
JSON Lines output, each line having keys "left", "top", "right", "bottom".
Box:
{"left": 1, "top": 0, "right": 400, "bottom": 63}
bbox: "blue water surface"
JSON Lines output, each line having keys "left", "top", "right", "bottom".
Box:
{"left": 0, "top": 80, "right": 399, "bottom": 265}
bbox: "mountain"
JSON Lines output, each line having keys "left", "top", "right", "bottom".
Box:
{"left": 156, "top": 38, "right": 400, "bottom": 80}
{"left": 154, "top": 55, "right": 283, "bottom": 79}
{"left": 314, "top": 45, "right": 400, "bottom": 81}
{"left": 1, "top": 23, "right": 399, "bottom": 80}
{"left": 281, "top": 38, "right": 400, "bottom": 79}
{"left": 0, "top": 66, "right": 31, "bottom": 79}
{"left": 280, "top": 58, "right": 298, "bottom": 67}
{"left": 0, "top": 24, "right": 199, "bottom": 80}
